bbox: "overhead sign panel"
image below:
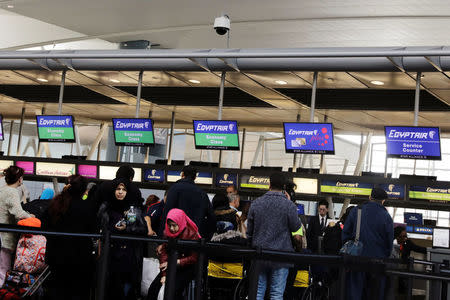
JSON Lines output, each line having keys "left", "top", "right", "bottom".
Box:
{"left": 193, "top": 120, "right": 240, "bottom": 150}
{"left": 320, "top": 180, "right": 372, "bottom": 196}
{"left": 385, "top": 126, "right": 441, "bottom": 160}
{"left": 240, "top": 174, "right": 270, "bottom": 190}
{"left": 284, "top": 123, "right": 335, "bottom": 154}
{"left": 409, "top": 185, "right": 450, "bottom": 202}
{"left": 36, "top": 115, "right": 75, "bottom": 143}
{"left": 112, "top": 118, "right": 155, "bottom": 146}
{"left": 36, "top": 162, "right": 75, "bottom": 177}
{"left": 404, "top": 213, "right": 423, "bottom": 225}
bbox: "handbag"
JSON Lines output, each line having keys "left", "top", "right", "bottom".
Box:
{"left": 339, "top": 207, "right": 363, "bottom": 256}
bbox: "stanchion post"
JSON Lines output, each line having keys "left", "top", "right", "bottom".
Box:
{"left": 248, "top": 247, "right": 262, "bottom": 300}
{"left": 195, "top": 239, "right": 206, "bottom": 300}
{"left": 338, "top": 266, "right": 346, "bottom": 300}
{"left": 96, "top": 228, "right": 110, "bottom": 300}
{"left": 164, "top": 239, "right": 179, "bottom": 300}
{"left": 406, "top": 257, "right": 414, "bottom": 300}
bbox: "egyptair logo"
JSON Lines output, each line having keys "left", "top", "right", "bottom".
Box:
{"left": 65, "top": 117, "right": 71, "bottom": 125}
{"left": 144, "top": 121, "right": 150, "bottom": 129}
{"left": 314, "top": 130, "right": 318, "bottom": 135}
{"left": 229, "top": 124, "right": 234, "bottom": 131}
{"left": 388, "top": 184, "right": 395, "bottom": 192}
{"left": 224, "top": 174, "right": 229, "bottom": 180}
{"left": 429, "top": 131, "right": 435, "bottom": 139}
{"left": 196, "top": 172, "right": 199, "bottom": 177}
{"left": 152, "top": 170, "right": 156, "bottom": 176}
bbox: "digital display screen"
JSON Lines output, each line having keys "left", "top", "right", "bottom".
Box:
{"left": 0, "top": 160, "right": 13, "bottom": 173}
{"left": 36, "top": 115, "right": 75, "bottom": 143}
{"left": 409, "top": 185, "right": 450, "bottom": 202}
{"left": 195, "top": 172, "right": 213, "bottom": 185}
{"left": 112, "top": 118, "right": 155, "bottom": 146}
{"left": 320, "top": 180, "right": 373, "bottom": 197}
{"left": 385, "top": 126, "right": 441, "bottom": 160}
{"left": 78, "top": 165, "right": 97, "bottom": 179}
{"left": 99, "top": 165, "right": 142, "bottom": 182}
{"left": 193, "top": 120, "right": 239, "bottom": 150}
{"left": 284, "top": 123, "right": 335, "bottom": 154}
{"left": 379, "top": 183, "right": 405, "bottom": 200}
{"left": 240, "top": 175, "right": 270, "bottom": 190}
{"left": 0, "top": 114, "right": 4, "bottom": 141}
{"left": 36, "top": 162, "right": 75, "bottom": 177}
{"left": 15, "top": 161, "right": 34, "bottom": 175}
{"left": 215, "top": 173, "right": 238, "bottom": 188}
{"left": 143, "top": 169, "right": 165, "bottom": 183}
{"left": 293, "top": 178, "right": 318, "bottom": 195}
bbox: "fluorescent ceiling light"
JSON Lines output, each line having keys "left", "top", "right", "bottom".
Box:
{"left": 188, "top": 79, "right": 200, "bottom": 84}
{"left": 37, "top": 78, "right": 48, "bottom": 82}
{"left": 7, "top": 5, "right": 14, "bottom": 8}
{"left": 110, "top": 79, "right": 120, "bottom": 83}
{"left": 275, "top": 80, "right": 288, "bottom": 85}
{"left": 370, "top": 80, "right": 384, "bottom": 86}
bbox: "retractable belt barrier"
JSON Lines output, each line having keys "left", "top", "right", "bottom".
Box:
{"left": 1, "top": 224, "right": 449, "bottom": 300}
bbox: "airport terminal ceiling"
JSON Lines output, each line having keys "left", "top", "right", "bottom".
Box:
{"left": 0, "top": 67, "right": 448, "bottom": 135}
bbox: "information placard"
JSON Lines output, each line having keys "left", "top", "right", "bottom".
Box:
{"left": 143, "top": 169, "right": 165, "bottom": 183}
{"left": 78, "top": 165, "right": 97, "bottom": 179}
{"left": 385, "top": 126, "right": 441, "bottom": 160}
{"left": 293, "top": 178, "right": 318, "bottom": 195}
{"left": 36, "top": 115, "right": 75, "bottom": 143}
{"left": 0, "top": 114, "right": 4, "bottom": 141}
{"left": 36, "top": 162, "right": 75, "bottom": 177}
{"left": 240, "top": 175, "right": 270, "bottom": 190}
{"left": 433, "top": 228, "right": 450, "bottom": 248}
{"left": 193, "top": 120, "right": 239, "bottom": 150}
{"left": 409, "top": 185, "right": 450, "bottom": 202}
{"left": 112, "top": 118, "right": 155, "bottom": 146}
{"left": 321, "top": 180, "right": 373, "bottom": 196}
{"left": 215, "top": 173, "right": 238, "bottom": 188}
{"left": 99, "top": 166, "right": 141, "bottom": 182}
{"left": 15, "top": 161, "right": 34, "bottom": 175}
{"left": 379, "top": 183, "right": 405, "bottom": 200}
{"left": 0, "top": 160, "right": 13, "bottom": 173}
{"left": 284, "top": 123, "right": 335, "bottom": 154}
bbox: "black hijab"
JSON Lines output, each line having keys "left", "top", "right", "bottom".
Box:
{"left": 109, "top": 178, "right": 132, "bottom": 212}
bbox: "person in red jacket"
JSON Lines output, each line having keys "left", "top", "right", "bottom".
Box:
{"left": 147, "top": 208, "right": 200, "bottom": 300}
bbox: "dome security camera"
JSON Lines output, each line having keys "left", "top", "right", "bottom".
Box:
{"left": 214, "top": 15, "right": 230, "bottom": 35}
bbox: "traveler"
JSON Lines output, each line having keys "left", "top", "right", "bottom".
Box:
{"left": 144, "top": 193, "right": 165, "bottom": 236}
{"left": 0, "top": 166, "right": 32, "bottom": 287}
{"left": 228, "top": 193, "right": 241, "bottom": 214}
{"left": 41, "top": 174, "right": 97, "bottom": 300}
{"left": 226, "top": 184, "right": 238, "bottom": 195}
{"left": 213, "top": 191, "right": 238, "bottom": 233}
{"left": 394, "top": 226, "right": 426, "bottom": 262}
{"left": 22, "top": 187, "right": 55, "bottom": 219}
{"left": 98, "top": 178, "right": 148, "bottom": 300}
{"left": 161, "top": 165, "right": 215, "bottom": 240}
{"left": 307, "top": 200, "right": 330, "bottom": 253}
{"left": 95, "top": 165, "right": 144, "bottom": 212}
{"left": 0, "top": 168, "right": 30, "bottom": 204}
{"left": 147, "top": 208, "right": 201, "bottom": 300}
{"left": 342, "top": 187, "right": 394, "bottom": 300}
{"left": 246, "top": 172, "right": 302, "bottom": 300}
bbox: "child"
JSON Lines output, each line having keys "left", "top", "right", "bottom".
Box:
{"left": 147, "top": 209, "right": 200, "bottom": 300}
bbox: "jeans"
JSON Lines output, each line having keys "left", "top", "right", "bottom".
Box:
{"left": 257, "top": 266, "right": 289, "bottom": 300}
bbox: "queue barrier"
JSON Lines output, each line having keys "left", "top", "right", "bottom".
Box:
{"left": 1, "top": 224, "right": 450, "bottom": 300}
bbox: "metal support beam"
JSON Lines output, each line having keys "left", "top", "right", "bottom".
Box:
{"left": 252, "top": 135, "right": 265, "bottom": 167}
{"left": 58, "top": 70, "right": 66, "bottom": 115}
{"left": 239, "top": 128, "right": 246, "bottom": 169}
{"left": 167, "top": 111, "right": 175, "bottom": 165}
{"left": 136, "top": 70, "right": 143, "bottom": 118}
{"left": 413, "top": 72, "right": 421, "bottom": 175}
{"left": 342, "top": 159, "right": 349, "bottom": 175}
{"left": 116, "top": 146, "right": 121, "bottom": 162}
{"left": 16, "top": 108, "right": 25, "bottom": 156}
{"left": 309, "top": 72, "right": 318, "bottom": 122}
{"left": 37, "top": 107, "right": 45, "bottom": 157}
{"left": 217, "top": 71, "right": 226, "bottom": 167}
{"left": 86, "top": 122, "right": 109, "bottom": 160}
{"left": 144, "top": 110, "right": 152, "bottom": 164}
{"left": 7, "top": 120, "right": 13, "bottom": 156}
{"left": 292, "top": 113, "right": 301, "bottom": 171}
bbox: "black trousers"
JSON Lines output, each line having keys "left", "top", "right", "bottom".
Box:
{"left": 147, "top": 266, "right": 195, "bottom": 300}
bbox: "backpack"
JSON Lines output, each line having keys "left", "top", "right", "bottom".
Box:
{"left": 323, "top": 222, "right": 343, "bottom": 255}
{"left": 13, "top": 234, "right": 47, "bottom": 274}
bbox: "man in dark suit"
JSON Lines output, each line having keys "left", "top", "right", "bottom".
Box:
{"left": 307, "top": 200, "right": 329, "bottom": 253}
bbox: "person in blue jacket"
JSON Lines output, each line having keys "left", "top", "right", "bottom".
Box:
{"left": 342, "top": 187, "right": 393, "bottom": 300}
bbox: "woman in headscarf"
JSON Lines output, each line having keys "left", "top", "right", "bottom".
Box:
{"left": 147, "top": 208, "right": 200, "bottom": 300}
{"left": 98, "top": 178, "right": 147, "bottom": 300}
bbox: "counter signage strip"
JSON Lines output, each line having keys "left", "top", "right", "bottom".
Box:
{"left": 195, "top": 172, "right": 213, "bottom": 185}
{"left": 215, "top": 173, "right": 238, "bottom": 188}
{"left": 193, "top": 120, "right": 240, "bottom": 150}
{"left": 385, "top": 126, "right": 441, "bottom": 160}
{"left": 36, "top": 115, "right": 75, "bottom": 143}
{"left": 409, "top": 185, "right": 450, "bottom": 202}
{"left": 240, "top": 174, "right": 270, "bottom": 190}
{"left": 78, "top": 164, "right": 98, "bottom": 179}
{"left": 99, "top": 165, "right": 142, "bottom": 182}
{"left": 112, "top": 118, "right": 155, "bottom": 146}
{"left": 293, "top": 177, "right": 318, "bottom": 195}
{"left": 15, "top": 161, "right": 34, "bottom": 175}
{"left": 378, "top": 183, "right": 405, "bottom": 200}
{"left": 0, "top": 114, "right": 4, "bottom": 141}
{"left": 320, "top": 180, "right": 373, "bottom": 196}
{"left": 283, "top": 122, "right": 335, "bottom": 154}
{"left": 0, "top": 160, "right": 13, "bottom": 172}
{"left": 143, "top": 169, "right": 165, "bottom": 183}
{"left": 36, "top": 162, "right": 75, "bottom": 177}
{"left": 167, "top": 170, "right": 182, "bottom": 183}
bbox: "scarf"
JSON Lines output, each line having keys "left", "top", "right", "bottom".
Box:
{"left": 164, "top": 208, "right": 200, "bottom": 239}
